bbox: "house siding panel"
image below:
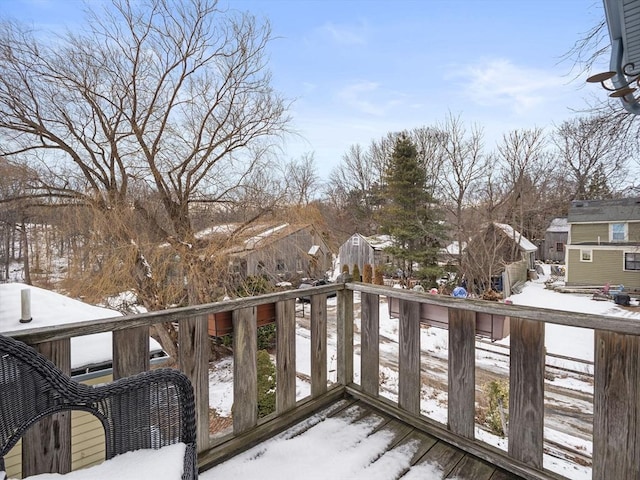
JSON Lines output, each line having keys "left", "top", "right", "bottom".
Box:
{"left": 567, "top": 248, "right": 640, "bottom": 290}
{"left": 630, "top": 222, "right": 640, "bottom": 242}
{"left": 238, "top": 225, "right": 332, "bottom": 281}
{"left": 571, "top": 223, "right": 608, "bottom": 244}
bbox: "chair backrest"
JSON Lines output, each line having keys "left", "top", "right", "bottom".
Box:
{"left": 0, "top": 334, "right": 198, "bottom": 479}
{"left": 0, "top": 334, "right": 101, "bottom": 471}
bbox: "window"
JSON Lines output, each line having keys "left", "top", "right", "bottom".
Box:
{"left": 556, "top": 242, "right": 564, "bottom": 252}
{"left": 625, "top": 252, "right": 640, "bottom": 271}
{"left": 352, "top": 236, "right": 360, "bottom": 246}
{"left": 580, "top": 249, "right": 592, "bottom": 262}
{"left": 610, "top": 223, "right": 628, "bottom": 242}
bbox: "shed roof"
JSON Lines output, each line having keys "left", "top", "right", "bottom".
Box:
{"left": 546, "top": 217, "right": 569, "bottom": 233}
{"left": 0, "top": 283, "right": 162, "bottom": 369}
{"left": 493, "top": 223, "right": 537, "bottom": 252}
{"left": 568, "top": 197, "right": 640, "bottom": 223}
{"left": 364, "top": 234, "right": 394, "bottom": 249}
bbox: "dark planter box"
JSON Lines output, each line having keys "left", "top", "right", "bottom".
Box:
{"left": 387, "top": 296, "right": 509, "bottom": 341}
{"left": 208, "top": 302, "right": 276, "bottom": 337}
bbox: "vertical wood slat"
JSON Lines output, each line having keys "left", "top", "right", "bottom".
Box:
{"left": 448, "top": 308, "right": 476, "bottom": 439}
{"left": 276, "top": 299, "right": 296, "bottom": 413}
{"left": 337, "top": 288, "right": 354, "bottom": 386}
{"left": 361, "top": 292, "right": 380, "bottom": 396}
{"left": 232, "top": 307, "right": 258, "bottom": 434}
{"left": 593, "top": 330, "right": 640, "bottom": 480}
{"left": 398, "top": 299, "right": 420, "bottom": 415}
{"left": 23, "top": 339, "right": 72, "bottom": 477}
{"left": 179, "top": 315, "right": 210, "bottom": 452}
{"left": 508, "top": 317, "right": 544, "bottom": 468}
{"left": 113, "top": 326, "right": 150, "bottom": 379}
{"left": 310, "top": 294, "right": 327, "bottom": 397}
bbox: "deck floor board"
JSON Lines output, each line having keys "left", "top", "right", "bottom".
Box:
{"left": 200, "top": 399, "right": 525, "bottom": 480}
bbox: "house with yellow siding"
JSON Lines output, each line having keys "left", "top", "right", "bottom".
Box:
{"left": 565, "top": 197, "right": 640, "bottom": 293}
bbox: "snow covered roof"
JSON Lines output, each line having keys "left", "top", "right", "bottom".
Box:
{"left": 364, "top": 234, "right": 394, "bottom": 249}
{"left": 0, "top": 283, "right": 162, "bottom": 370}
{"left": 493, "top": 223, "right": 537, "bottom": 252}
{"left": 440, "top": 241, "right": 467, "bottom": 255}
{"left": 546, "top": 217, "right": 569, "bottom": 233}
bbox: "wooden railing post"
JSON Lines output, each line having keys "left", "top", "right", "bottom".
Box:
{"left": 337, "top": 288, "right": 354, "bottom": 386}
{"left": 179, "top": 315, "right": 210, "bottom": 452}
{"left": 276, "top": 299, "right": 296, "bottom": 413}
{"left": 310, "top": 294, "right": 328, "bottom": 397}
{"left": 22, "top": 339, "right": 72, "bottom": 477}
{"left": 508, "top": 317, "right": 544, "bottom": 468}
{"left": 361, "top": 292, "right": 380, "bottom": 396}
{"left": 398, "top": 299, "right": 420, "bottom": 415}
{"left": 232, "top": 306, "right": 258, "bottom": 434}
{"left": 448, "top": 308, "right": 476, "bottom": 439}
{"left": 593, "top": 330, "right": 640, "bottom": 479}
{"left": 113, "top": 326, "right": 150, "bottom": 379}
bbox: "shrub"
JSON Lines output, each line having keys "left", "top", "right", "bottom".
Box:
{"left": 373, "top": 265, "right": 384, "bottom": 285}
{"left": 221, "top": 323, "right": 276, "bottom": 351}
{"left": 362, "top": 264, "right": 373, "bottom": 283}
{"left": 352, "top": 263, "right": 361, "bottom": 281}
{"left": 257, "top": 349, "right": 276, "bottom": 418}
{"left": 482, "top": 379, "right": 509, "bottom": 436}
{"left": 341, "top": 264, "right": 350, "bottom": 274}
{"left": 257, "top": 323, "right": 276, "bottom": 350}
{"left": 237, "top": 275, "right": 272, "bottom": 297}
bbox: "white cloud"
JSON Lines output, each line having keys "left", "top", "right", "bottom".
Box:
{"left": 319, "top": 21, "right": 368, "bottom": 46}
{"left": 337, "top": 81, "right": 385, "bottom": 116}
{"left": 450, "top": 58, "right": 567, "bottom": 115}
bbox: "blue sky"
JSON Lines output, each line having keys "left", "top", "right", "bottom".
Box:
{"left": 1, "top": 0, "right": 608, "bottom": 178}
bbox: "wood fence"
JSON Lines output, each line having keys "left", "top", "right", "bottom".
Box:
{"left": 5, "top": 281, "right": 640, "bottom": 480}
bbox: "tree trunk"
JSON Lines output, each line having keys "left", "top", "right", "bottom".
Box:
{"left": 21, "top": 223, "right": 32, "bottom": 285}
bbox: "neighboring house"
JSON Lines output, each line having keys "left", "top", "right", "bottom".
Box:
{"left": 463, "top": 222, "right": 537, "bottom": 294}
{"left": 492, "top": 223, "right": 538, "bottom": 270}
{"left": 224, "top": 223, "right": 332, "bottom": 282}
{"left": 438, "top": 240, "right": 466, "bottom": 266}
{"left": 543, "top": 218, "right": 569, "bottom": 263}
{"left": 338, "top": 233, "right": 394, "bottom": 277}
{"left": 0, "top": 283, "right": 164, "bottom": 477}
{"left": 565, "top": 197, "right": 640, "bottom": 292}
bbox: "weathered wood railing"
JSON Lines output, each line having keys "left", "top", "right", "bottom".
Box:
{"left": 5, "top": 281, "right": 640, "bottom": 480}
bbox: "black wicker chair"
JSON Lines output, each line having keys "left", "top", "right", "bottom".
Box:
{"left": 0, "top": 334, "right": 197, "bottom": 479}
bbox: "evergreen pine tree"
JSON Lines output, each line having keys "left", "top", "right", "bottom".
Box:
{"left": 378, "top": 134, "right": 445, "bottom": 283}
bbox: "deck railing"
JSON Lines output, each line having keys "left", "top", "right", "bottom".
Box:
{"left": 5, "top": 281, "right": 640, "bottom": 480}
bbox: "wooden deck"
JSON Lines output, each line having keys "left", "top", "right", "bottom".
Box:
{"left": 11, "top": 280, "right": 640, "bottom": 479}
{"left": 201, "top": 397, "right": 522, "bottom": 480}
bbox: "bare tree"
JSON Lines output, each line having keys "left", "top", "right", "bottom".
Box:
{"left": 434, "top": 114, "right": 487, "bottom": 273}
{"left": 284, "top": 153, "right": 321, "bottom": 206}
{"left": 326, "top": 143, "right": 383, "bottom": 236}
{"left": 0, "top": 0, "right": 290, "bottom": 293}
{"left": 552, "top": 114, "right": 632, "bottom": 199}
{"left": 411, "top": 126, "right": 446, "bottom": 195}
{"left": 0, "top": 0, "right": 292, "bottom": 356}
{"left": 494, "top": 128, "right": 556, "bottom": 242}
